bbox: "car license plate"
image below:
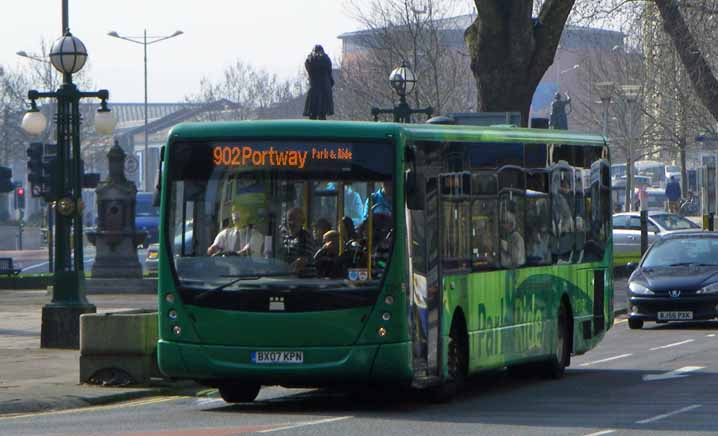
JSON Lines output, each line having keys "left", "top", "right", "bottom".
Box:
{"left": 657, "top": 311, "right": 693, "bottom": 320}
{"left": 251, "top": 351, "right": 303, "bottom": 364}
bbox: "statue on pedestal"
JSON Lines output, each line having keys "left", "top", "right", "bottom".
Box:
{"left": 303, "top": 45, "right": 334, "bottom": 120}
{"left": 549, "top": 92, "right": 571, "bottom": 130}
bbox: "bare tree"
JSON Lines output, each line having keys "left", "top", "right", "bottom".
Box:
{"left": 186, "top": 60, "right": 304, "bottom": 121}
{"left": 339, "top": 0, "right": 474, "bottom": 120}
{"left": 465, "top": 0, "right": 576, "bottom": 126}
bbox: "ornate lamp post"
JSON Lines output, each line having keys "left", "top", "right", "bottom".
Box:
{"left": 371, "top": 62, "right": 433, "bottom": 123}
{"left": 21, "top": 1, "right": 117, "bottom": 349}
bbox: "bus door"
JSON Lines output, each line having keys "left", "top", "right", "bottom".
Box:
{"left": 407, "top": 142, "right": 443, "bottom": 381}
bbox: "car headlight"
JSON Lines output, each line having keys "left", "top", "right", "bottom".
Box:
{"left": 147, "top": 251, "right": 158, "bottom": 259}
{"left": 697, "top": 282, "right": 718, "bottom": 294}
{"left": 629, "top": 282, "right": 654, "bottom": 295}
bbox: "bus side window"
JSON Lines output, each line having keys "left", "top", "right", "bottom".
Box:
{"left": 551, "top": 164, "right": 575, "bottom": 263}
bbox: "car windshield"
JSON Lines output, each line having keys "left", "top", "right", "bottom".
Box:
{"left": 167, "top": 140, "right": 395, "bottom": 291}
{"left": 651, "top": 214, "right": 700, "bottom": 230}
{"left": 643, "top": 236, "right": 718, "bottom": 267}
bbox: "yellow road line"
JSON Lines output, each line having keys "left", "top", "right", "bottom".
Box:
{"left": 0, "top": 395, "right": 189, "bottom": 421}
{"left": 614, "top": 318, "right": 628, "bottom": 325}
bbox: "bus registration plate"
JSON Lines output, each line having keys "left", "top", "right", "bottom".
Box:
{"left": 251, "top": 351, "right": 303, "bottom": 364}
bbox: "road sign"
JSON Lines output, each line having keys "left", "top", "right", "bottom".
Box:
{"left": 125, "top": 155, "right": 139, "bottom": 174}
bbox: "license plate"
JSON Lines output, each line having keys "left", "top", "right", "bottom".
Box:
{"left": 657, "top": 311, "right": 693, "bottom": 320}
{"left": 251, "top": 351, "right": 303, "bottom": 364}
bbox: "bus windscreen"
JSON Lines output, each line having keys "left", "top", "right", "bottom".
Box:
{"left": 166, "top": 140, "right": 395, "bottom": 306}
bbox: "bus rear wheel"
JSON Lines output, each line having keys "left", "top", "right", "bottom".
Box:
{"left": 219, "top": 383, "right": 261, "bottom": 403}
{"left": 542, "top": 302, "right": 571, "bottom": 379}
{"left": 430, "top": 318, "right": 467, "bottom": 402}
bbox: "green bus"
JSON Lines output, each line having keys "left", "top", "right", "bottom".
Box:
{"left": 157, "top": 119, "right": 613, "bottom": 402}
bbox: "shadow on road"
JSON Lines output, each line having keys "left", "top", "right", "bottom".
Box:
{"left": 200, "top": 366, "right": 717, "bottom": 433}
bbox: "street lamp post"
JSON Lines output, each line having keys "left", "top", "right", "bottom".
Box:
{"left": 371, "top": 62, "right": 433, "bottom": 123}
{"left": 21, "top": 1, "right": 117, "bottom": 349}
{"left": 107, "top": 29, "right": 183, "bottom": 192}
{"left": 595, "top": 82, "right": 614, "bottom": 139}
{"left": 620, "top": 85, "right": 640, "bottom": 213}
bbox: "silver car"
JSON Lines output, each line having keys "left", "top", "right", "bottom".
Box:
{"left": 612, "top": 211, "right": 701, "bottom": 266}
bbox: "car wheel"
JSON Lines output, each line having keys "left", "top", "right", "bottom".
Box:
{"left": 219, "top": 383, "right": 260, "bottom": 403}
{"left": 628, "top": 318, "right": 644, "bottom": 330}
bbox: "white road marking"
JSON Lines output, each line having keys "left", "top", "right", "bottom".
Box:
{"left": 195, "top": 398, "right": 225, "bottom": 406}
{"left": 21, "top": 261, "right": 49, "bottom": 272}
{"left": 582, "top": 430, "right": 616, "bottom": 436}
{"left": 258, "top": 416, "right": 353, "bottom": 433}
{"left": 649, "top": 339, "right": 694, "bottom": 351}
{"left": 642, "top": 366, "right": 704, "bottom": 382}
{"left": 707, "top": 334, "right": 716, "bottom": 337}
{"left": 579, "top": 354, "right": 632, "bottom": 367}
{"left": 636, "top": 404, "right": 702, "bottom": 424}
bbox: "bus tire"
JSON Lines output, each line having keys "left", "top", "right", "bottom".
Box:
{"left": 430, "top": 315, "right": 468, "bottom": 402}
{"left": 542, "top": 301, "right": 571, "bottom": 379}
{"left": 219, "top": 383, "right": 261, "bottom": 403}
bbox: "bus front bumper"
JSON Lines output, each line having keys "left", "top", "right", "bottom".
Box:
{"left": 158, "top": 340, "right": 412, "bottom": 387}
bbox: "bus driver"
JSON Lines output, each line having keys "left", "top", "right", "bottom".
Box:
{"left": 207, "top": 206, "right": 265, "bottom": 257}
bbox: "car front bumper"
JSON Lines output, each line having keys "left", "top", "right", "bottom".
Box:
{"left": 629, "top": 295, "right": 718, "bottom": 321}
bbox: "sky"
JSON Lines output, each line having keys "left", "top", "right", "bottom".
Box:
{"left": 1, "top": 0, "right": 361, "bottom": 103}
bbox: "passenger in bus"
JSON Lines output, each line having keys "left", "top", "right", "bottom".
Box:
{"left": 280, "top": 207, "right": 316, "bottom": 273}
{"left": 207, "top": 206, "right": 265, "bottom": 257}
{"left": 312, "top": 217, "right": 332, "bottom": 242}
{"left": 500, "top": 211, "right": 525, "bottom": 268}
{"left": 362, "top": 182, "right": 392, "bottom": 220}
{"left": 314, "top": 230, "right": 344, "bottom": 278}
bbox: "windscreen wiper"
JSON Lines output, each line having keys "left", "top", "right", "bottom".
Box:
{"left": 211, "top": 272, "right": 295, "bottom": 292}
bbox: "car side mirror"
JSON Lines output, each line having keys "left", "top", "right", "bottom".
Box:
{"left": 626, "top": 262, "right": 638, "bottom": 271}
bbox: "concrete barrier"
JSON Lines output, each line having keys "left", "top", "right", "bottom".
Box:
{"left": 79, "top": 310, "right": 160, "bottom": 386}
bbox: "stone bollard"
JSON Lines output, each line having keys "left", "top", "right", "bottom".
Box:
{"left": 80, "top": 310, "right": 160, "bottom": 386}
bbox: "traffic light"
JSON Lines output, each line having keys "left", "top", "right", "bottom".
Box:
{"left": 14, "top": 186, "right": 25, "bottom": 210}
{"left": 27, "top": 142, "right": 44, "bottom": 186}
{"left": 80, "top": 160, "right": 101, "bottom": 188}
{"left": 0, "top": 166, "right": 12, "bottom": 193}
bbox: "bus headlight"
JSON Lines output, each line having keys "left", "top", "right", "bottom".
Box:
{"left": 629, "top": 282, "right": 654, "bottom": 295}
{"left": 384, "top": 295, "right": 394, "bottom": 305}
{"left": 377, "top": 327, "right": 387, "bottom": 337}
{"left": 382, "top": 312, "right": 391, "bottom": 321}
{"left": 172, "top": 326, "right": 182, "bottom": 336}
{"left": 165, "top": 293, "right": 176, "bottom": 304}
{"left": 168, "top": 310, "right": 178, "bottom": 321}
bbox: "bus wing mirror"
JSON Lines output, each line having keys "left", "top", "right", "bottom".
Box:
{"left": 152, "top": 146, "right": 164, "bottom": 207}
{"left": 406, "top": 170, "right": 425, "bottom": 210}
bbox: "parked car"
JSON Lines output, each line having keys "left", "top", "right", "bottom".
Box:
{"left": 627, "top": 231, "right": 718, "bottom": 329}
{"left": 145, "top": 243, "right": 159, "bottom": 275}
{"left": 136, "top": 192, "right": 160, "bottom": 248}
{"left": 612, "top": 211, "right": 701, "bottom": 267}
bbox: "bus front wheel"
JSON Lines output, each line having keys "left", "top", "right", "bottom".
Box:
{"left": 219, "top": 383, "right": 261, "bottom": 403}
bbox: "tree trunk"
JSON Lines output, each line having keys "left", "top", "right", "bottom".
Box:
{"left": 465, "top": 0, "right": 575, "bottom": 126}
{"left": 654, "top": 0, "right": 718, "bottom": 123}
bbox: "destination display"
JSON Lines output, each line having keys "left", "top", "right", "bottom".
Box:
{"left": 212, "top": 144, "right": 353, "bottom": 170}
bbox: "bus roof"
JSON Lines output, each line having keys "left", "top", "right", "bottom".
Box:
{"left": 167, "top": 119, "right": 606, "bottom": 147}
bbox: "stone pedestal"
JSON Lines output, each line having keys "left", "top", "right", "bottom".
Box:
{"left": 41, "top": 304, "right": 97, "bottom": 349}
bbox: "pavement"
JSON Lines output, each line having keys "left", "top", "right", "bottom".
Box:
{"left": 0, "top": 276, "right": 630, "bottom": 417}
{"left": 0, "top": 289, "right": 201, "bottom": 417}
